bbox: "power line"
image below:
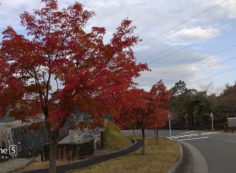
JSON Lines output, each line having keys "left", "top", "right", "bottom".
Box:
{"left": 95, "top": 1, "right": 224, "bottom": 50}
{"left": 158, "top": 43, "right": 236, "bottom": 81}
{"left": 144, "top": 18, "right": 234, "bottom": 65}
{"left": 93, "top": 1, "right": 228, "bottom": 64}
{"left": 185, "top": 67, "right": 236, "bottom": 85}
{"left": 141, "top": 43, "right": 236, "bottom": 79}
{"left": 164, "top": 56, "right": 236, "bottom": 84}
{"left": 141, "top": 3, "right": 221, "bottom": 44}
{"left": 132, "top": 2, "right": 236, "bottom": 88}
{"left": 138, "top": 46, "right": 236, "bottom": 87}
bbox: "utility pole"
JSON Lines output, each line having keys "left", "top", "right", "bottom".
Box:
{"left": 210, "top": 112, "right": 214, "bottom": 131}
{"left": 168, "top": 112, "right": 172, "bottom": 138}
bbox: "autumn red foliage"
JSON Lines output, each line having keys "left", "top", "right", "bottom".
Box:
{"left": 0, "top": 0, "right": 148, "bottom": 172}
{"left": 114, "top": 81, "right": 170, "bottom": 154}
{"left": 0, "top": 56, "right": 23, "bottom": 116}
{"left": 115, "top": 81, "right": 170, "bottom": 129}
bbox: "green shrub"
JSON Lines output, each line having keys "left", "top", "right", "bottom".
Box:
{"left": 102, "top": 123, "right": 130, "bottom": 151}
{"left": 103, "top": 123, "right": 121, "bottom": 138}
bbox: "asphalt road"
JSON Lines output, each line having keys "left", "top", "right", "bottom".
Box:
{"left": 122, "top": 129, "right": 236, "bottom": 173}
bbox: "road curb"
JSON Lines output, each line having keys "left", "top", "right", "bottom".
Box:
{"left": 168, "top": 140, "right": 209, "bottom": 173}
{"left": 180, "top": 141, "right": 209, "bottom": 173}
{"left": 168, "top": 141, "right": 183, "bottom": 173}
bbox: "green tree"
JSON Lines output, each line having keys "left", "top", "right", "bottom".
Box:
{"left": 217, "top": 83, "right": 236, "bottom": 118}
{"left": 170, "top": 80, "right": 188, "bottom": 96}
{"left": 170, "top": 81, "right": 213, "bottom": 129}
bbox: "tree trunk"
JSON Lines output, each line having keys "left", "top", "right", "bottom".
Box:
{"left": 49, "top": 131, "right": 58, "bottom": 173}
{"left": 154, "top": 128, "right": 159, "bottom": 144}
{"left": 141, "top": 128, "right": 145, "bottom": 155}
{"left": 185, "top": 114, "right": 188, "bottom": 130}
{"left": 190, "top": 114, "right": 195, "bottom": 129}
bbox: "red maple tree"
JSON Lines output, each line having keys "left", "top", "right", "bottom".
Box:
{"left": 146, "top": 81, "right": 170, "bottom": 144}
{"left": 115, "top": 81, "right": 170, "bottom": 154}
{"left": 0, "top": 0, "right": 148, "bottom": 172}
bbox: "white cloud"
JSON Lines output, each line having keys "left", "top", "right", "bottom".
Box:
{"left": 0, "top": 0, "right": 42, "bottom": 32}
{"left": 214, "top": 0, "right": 236, "bottom": 18}
{"left": 166, "top": 27, "right": 221, "bottom": 45}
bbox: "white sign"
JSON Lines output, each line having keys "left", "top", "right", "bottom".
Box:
{"left": 9, "top": 145, "right": 17, "bottom": 157}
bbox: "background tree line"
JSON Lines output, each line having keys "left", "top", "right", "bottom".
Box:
{"left": 170, "top": 80, "right": 236, "bottom": 130}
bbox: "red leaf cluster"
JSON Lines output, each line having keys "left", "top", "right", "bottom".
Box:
{"left": 115, "top": 81, "right": 170, "bottom": 129}
{"left": 0, "top": 56, "right": 24, "bottom": 116}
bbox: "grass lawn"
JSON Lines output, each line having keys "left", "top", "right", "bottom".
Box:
{"left": 70, "top": 137, "right": 179, "bottom": 173}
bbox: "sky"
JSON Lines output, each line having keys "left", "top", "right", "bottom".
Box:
{"left": 0, "top": 0, "right": 236, "bottom": 94}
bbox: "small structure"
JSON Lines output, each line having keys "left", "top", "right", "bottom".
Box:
{"left": 41, "top": 128, "right": 102, "bottom": 161}
{"left": 225, "top": 117, "right": 236, "bottom": 132}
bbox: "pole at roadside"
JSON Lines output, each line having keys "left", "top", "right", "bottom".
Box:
{"left": 168, "top": 112, "right": 172, "bottom": 138}
{"left": 210, "top": 112, "right": 214, "bottom": 131}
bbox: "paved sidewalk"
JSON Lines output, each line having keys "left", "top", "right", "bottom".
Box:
{"left": 0, "top": 158, "right": 33, "bottom": 173}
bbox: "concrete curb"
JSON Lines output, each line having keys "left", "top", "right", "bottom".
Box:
{"left": 168, "top": 141, "right": 183, "bottom": 173}
{"left": 168, "top": 140, "right": 209, "bottom": 173}
{"left": 180, "top": 141, "right": 209, "bottom": 173}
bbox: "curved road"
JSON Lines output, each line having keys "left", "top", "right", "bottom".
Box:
{"left": 122, "top": 130, "right": 236, "bottom": 173}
